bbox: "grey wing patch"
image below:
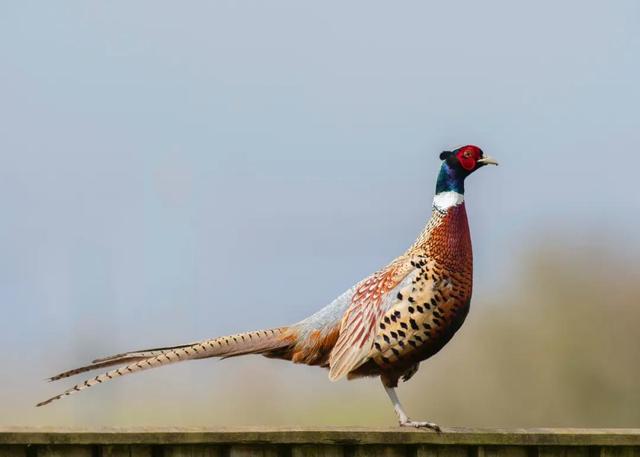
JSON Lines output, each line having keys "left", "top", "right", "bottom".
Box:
{"left": 294, "top": 285, "right": 357, "bottom": 340}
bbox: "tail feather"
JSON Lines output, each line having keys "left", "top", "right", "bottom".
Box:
{"left": 92, "top": 346, "right": 196, "bottom": 364}
{"left": 47, "top": 356, "right": 150, "bottom": 382}
{"left": 38, "top": 327, "right": 290, "bottom": 407}
{"left": 49, "top": 342, "right": 206, "bottom": 382}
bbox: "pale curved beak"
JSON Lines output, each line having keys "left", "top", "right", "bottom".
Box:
{"left": 478, "top": 155, "right": 499, "bottom": 166}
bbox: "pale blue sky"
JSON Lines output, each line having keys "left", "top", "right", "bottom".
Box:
{"left": 0, "top": 1, "right": 639, "bottom": 423}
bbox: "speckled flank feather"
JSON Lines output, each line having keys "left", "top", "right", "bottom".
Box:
{"left": 369, "top": 256, "right": 471, "bottom": 381}
{"left": 37, "top": 328, "right": 289, "bottom": 407}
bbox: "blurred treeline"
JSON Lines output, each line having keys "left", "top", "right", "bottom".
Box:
{"left": 16, "top": 239, "right": 640, "bottom": 427}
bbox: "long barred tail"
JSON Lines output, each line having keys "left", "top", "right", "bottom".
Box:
{"left": 37, "top": 327, "right": 291, "bottom": 407}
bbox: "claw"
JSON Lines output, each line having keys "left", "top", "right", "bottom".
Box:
{"left": 399, "top": 420, "right": 441, "bottom": 432}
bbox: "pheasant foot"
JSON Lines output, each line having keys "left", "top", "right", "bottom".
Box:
{"left": 384, "top": 383, "right": 441, "bottom": 432}
{"left": 399, "top": 419, "right": 441, "bottom": 432}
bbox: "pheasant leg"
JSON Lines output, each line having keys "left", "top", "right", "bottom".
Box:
{"left": 383, "top": 384, "right": 441, "bottom": 432}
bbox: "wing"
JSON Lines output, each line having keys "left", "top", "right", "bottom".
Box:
{"left": 328, "top": 258, "right": 417, "bottom": 381}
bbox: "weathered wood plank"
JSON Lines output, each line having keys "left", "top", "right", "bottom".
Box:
{"left": 291, "top": 444, "right": 344, "bottom": 457}
{"left": 477, "top": 445, "right": 529, "bottom": 457}
{"left": 100, "top": 445, "right": 153, "bottom": 457}
{"left": 417, "top": 445, "right": 470, "bottom": 457}
{"left": 0, "top": 446, "right": 26, "bottom": 457}
{"left": 228, "top": 445, "right": 280, "bottom": 457}
{"left": 539, "top": 446, "right": 591, "bottom": 457}
{"left": 352, "top": 445, "right": 409, "bottom": 457}
{"left": 0, "top": 429, "right": 639, "bottom": 446}
{"left": 36, "top": 445, "right": 93, "bottom": 457}
{"left": 601, "top": 448, "right": 640, "bottom": 457}
{"left": 163, "top": 444, "right": 222, "bottom": 457}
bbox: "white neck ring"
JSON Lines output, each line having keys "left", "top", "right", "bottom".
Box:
{"left": 433, "top": 191, "right": 464, "bottom": 211}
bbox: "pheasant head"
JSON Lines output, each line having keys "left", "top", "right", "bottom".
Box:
{"left": 435, "top": 145, "right": 498, "bottom": 194}
{"left": 431, "top": 145, "right": 497, "bottom": 212}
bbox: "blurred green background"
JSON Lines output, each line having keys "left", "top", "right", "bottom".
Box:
{"left": 1, "top": 1, "right": 639, "bottom": 427}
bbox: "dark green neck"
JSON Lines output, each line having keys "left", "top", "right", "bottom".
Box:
{"left": 435, "top": 162, "right": 465, "bottom": 194}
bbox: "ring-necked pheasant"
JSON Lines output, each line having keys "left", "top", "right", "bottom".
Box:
{"left": 38, "top": 145, "right": 497, "bottom": 430}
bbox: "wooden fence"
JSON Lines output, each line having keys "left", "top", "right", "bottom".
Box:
{"left": 1, "top": 428, "right": 639, "bottom": 457}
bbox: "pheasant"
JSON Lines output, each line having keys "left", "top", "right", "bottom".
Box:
{"left": 38, "top": 145, "right": 497, "bottom": 430}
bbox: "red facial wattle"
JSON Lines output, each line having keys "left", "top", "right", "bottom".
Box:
{"left": 458, "top": 155, "right": 476, "bottom": 171}
{"left": 456, "top": 145, "right": 482, "bottom": 171}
